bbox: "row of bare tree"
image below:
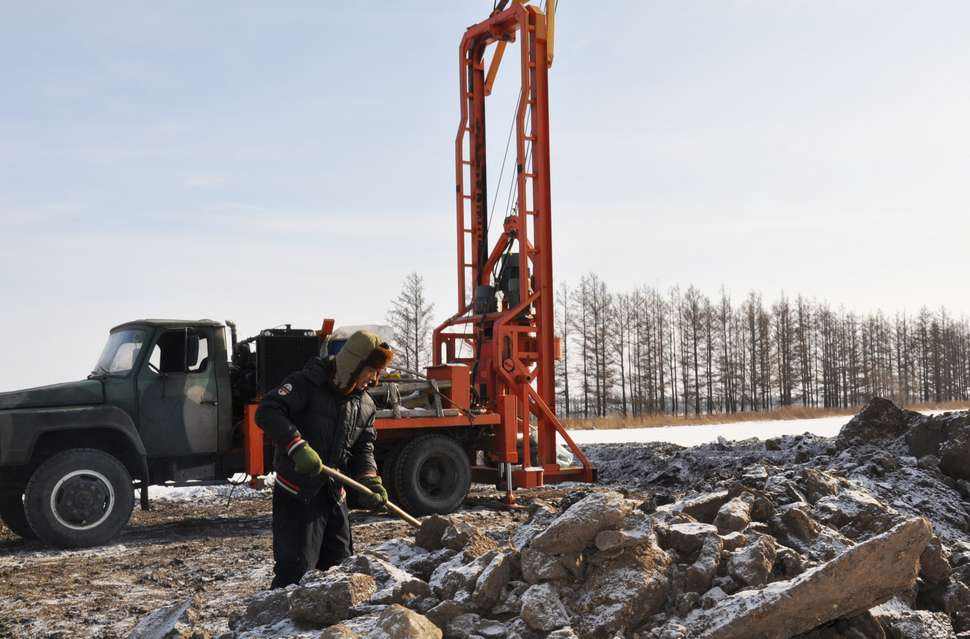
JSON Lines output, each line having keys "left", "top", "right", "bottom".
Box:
{"left": 554, "top": 274, "right": 970, "bottom": 418}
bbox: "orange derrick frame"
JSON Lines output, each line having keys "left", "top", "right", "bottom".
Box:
{"left": 242, "top": 2, "right": 593, "bottom": 504}
{"left": 431, "top": 1, "right": 595, "bottom": 500}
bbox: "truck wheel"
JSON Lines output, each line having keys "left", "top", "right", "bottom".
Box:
{"left": 394, "top": 434, "right": 470, "bottom": 516}
{"left": 0, "top": 491, "right": 36, "bottom": 540}
{"left": 24, "top": 449, "right": 135, "bottom": 548}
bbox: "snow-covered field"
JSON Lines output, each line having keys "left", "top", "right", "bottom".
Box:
{"left": 562, "top": 415, "right": 851, "bottom": 447}
{"left": 562, "top": 409, "right": 957, "bottom": 447}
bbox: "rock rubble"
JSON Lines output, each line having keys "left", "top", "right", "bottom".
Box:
{"left": 132, "top": 400, "right": 970, "bottom": 638}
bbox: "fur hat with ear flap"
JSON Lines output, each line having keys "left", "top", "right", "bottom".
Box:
{"left": 333, "top": 330, "right": 393, "bottom": 392}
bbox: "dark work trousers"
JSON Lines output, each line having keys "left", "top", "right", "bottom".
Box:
{"left": 270, "top": 486, "right": 353, "bottom": 589}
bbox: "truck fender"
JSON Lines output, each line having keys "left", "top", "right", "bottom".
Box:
{"left": 0, "top": 405, "right": 148, "bottom": 481}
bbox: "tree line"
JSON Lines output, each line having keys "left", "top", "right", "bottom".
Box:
{"left": 555, "top": 275, "right": 970, "bottom": 419}
{"left": 386, "top": 272, "right": 970, "bottom": 419}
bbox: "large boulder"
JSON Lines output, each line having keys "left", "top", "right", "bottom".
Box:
{"left": 679, "top": 517, "right": 933, "bottom": 639}
{"left": 573, "top": 543, "right": 672, "bottom": 638}
{"left": 837, "top": 398, "right": 919, "bottom": 445}
{"left": 530, "top": 491, "right": 631, "bottom": 555}
{"left": 289, "top": 571, "right": 377, "bottom": 627}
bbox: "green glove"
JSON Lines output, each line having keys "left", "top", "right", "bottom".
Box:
{"left": 357, "top": 475, "right": 388, "bottom": 510}
{"left": 291, "top": 443, "right": 323, "bottom": 476}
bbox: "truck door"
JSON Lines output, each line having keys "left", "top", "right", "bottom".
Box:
{"left": 137, "top": 327, "right": 219, "bottom": 457}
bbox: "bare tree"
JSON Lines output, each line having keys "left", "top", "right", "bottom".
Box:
{"left": 387, "top": 272, "right": 435, "bottom": 373}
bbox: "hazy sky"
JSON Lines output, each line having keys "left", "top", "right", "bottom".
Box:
{"left": 2, "top": 2, "right": 969, "bottom": 391}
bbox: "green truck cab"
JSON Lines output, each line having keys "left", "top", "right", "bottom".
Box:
{"left": 0, "top": 319, "right": 246, "bottom": 548}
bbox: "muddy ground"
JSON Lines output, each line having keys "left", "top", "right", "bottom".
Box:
{"left": 0, "top": 485, "right": 594, "bottom": 639}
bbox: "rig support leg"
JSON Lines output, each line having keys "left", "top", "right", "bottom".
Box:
{"left": 503, "top": 462, "right": 516, "bottom": 506}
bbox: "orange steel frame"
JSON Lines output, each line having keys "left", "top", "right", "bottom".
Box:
{"left": 242, "top": 2, "right": 593, "bottom": 499}
{"left": 432, "top": 2, "right": 594, "bottom": 492}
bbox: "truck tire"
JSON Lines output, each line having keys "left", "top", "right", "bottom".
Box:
{"left": 0, "top": 491, "right": 36, "bottom": 540}
{"left": 393, "top": 434, "right": 470, "bottom": 516}
{"left": 24, "top": 448, "right": 135, "bottom": 548}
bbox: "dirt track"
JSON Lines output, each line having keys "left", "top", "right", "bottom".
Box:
{"left": 0, "top": 487, "right": 562, "bottom": 638}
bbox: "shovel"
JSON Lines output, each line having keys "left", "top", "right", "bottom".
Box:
{"left": 318, "top": 463, "right": 421, "bottom": 529}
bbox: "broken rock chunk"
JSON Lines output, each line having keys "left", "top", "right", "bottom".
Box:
{"left": 374, "top": 604, "right": 442, "bottom": 639}
{"left": 685, "top": 535, "right": 723, "bottom": 594}
{"left": 520, "top": 583, "right": 569, "bottom": 632}
{"left": 715, "top": 494, "right": 753, "bottom": 534}
{"left": 402, "top": 548, "right": 456, "bottom": 582}
{"left": 441, "top": 521, "right": 499, "bottom": 557}
{"left": 415, "top": 514, "right": 451, "bottom": 551}
{"left": 471, "top": 551, "right": 512, "bottom": 610}
{"left": 574, "top": 543, "right": 672, "bottom": 638}
{"left": 230, "top": 588, "right": 293, "bottom": 632}
{"left": 370, "top": 538, "right": 429, "bottom": 570}
{"left": 530, "top": 491, "right": 631, "bottom": 555}
{"left": 657, "top": 522, "right": 719, "bottom": 555}
{"left": 289, "top": 571, "right": 377, "bottom": 627}
{"left": 340, "top": 554, "right": 430, "bottom": 605}
{"left": 871, "top": 596, "right": 956, "bottom": 638}
{"left": 682, "top": 517, "right": 933, "bottom": 639}
{"left": 656, "top": 490, "right": 730, "bottom": 524}
{"left": 726, "top": 535, "right": 777, "bottom": 588}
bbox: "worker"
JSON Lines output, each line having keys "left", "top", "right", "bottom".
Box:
{"left": 255, "top": 330, "right": 393, "bottom": 588}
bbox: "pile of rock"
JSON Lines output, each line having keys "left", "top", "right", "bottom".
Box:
{"left": 210, "top": 477, "right": 953, "bottom": 637}
{"left": 133, "top": 400, "right": 970, "bottom": 638}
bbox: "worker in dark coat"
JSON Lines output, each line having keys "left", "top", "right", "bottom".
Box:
{"left": 255, "top": 330, "right": 393, "bottom": 588}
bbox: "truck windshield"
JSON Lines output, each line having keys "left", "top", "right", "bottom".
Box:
{"left": 93, "top": 329, "right": 148, "bottom": 376}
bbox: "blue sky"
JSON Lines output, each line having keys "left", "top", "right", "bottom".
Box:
{"left": 2, "top": 1, "right": 969, "bottom": 390}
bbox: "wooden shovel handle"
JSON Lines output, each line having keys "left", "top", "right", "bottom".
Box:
{"left": 318, "top": 464, "right": 421, "bottom": 529}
